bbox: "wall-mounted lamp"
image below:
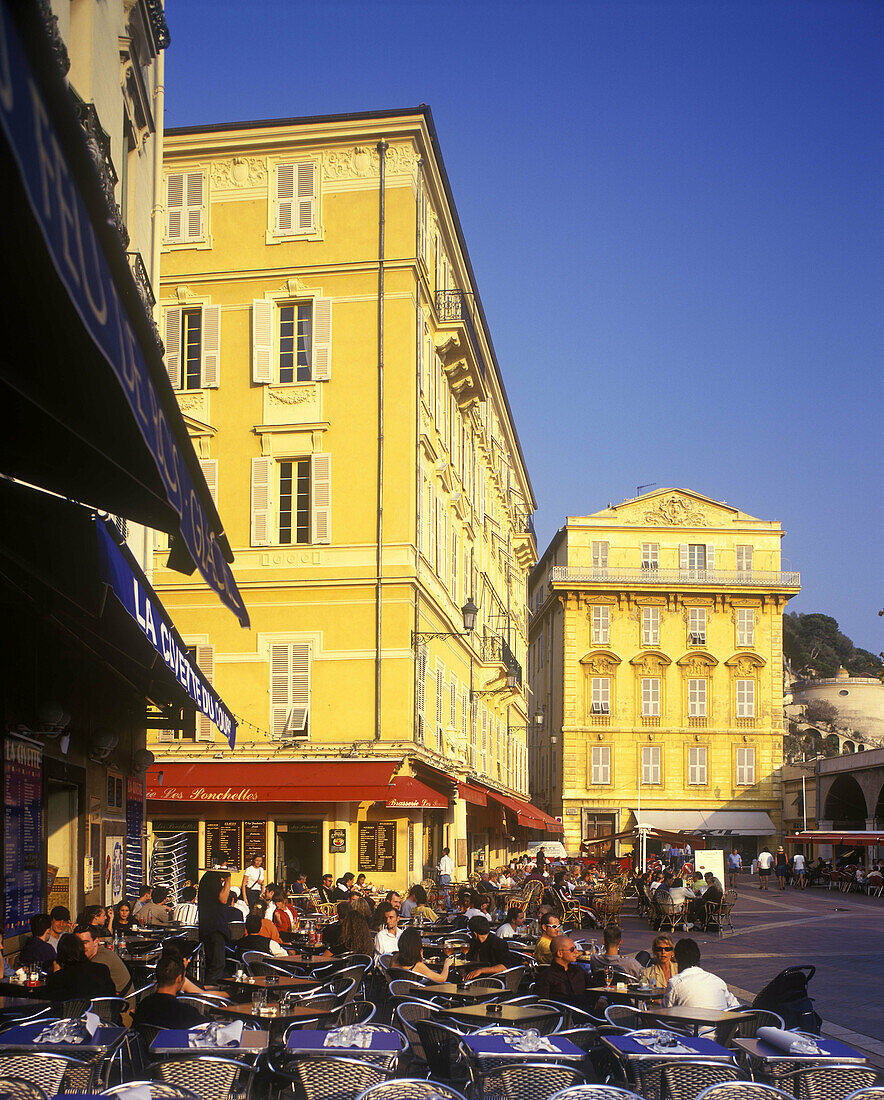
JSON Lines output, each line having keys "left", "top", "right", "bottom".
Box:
{"left": 413, "top": 598, "right": 479, "bottom": 645}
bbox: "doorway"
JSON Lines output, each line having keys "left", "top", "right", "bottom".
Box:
{"left": 46, "top": 781, "right": 78, "bottom": 913}
{"left": 277, "top": 821, "right": 322, "bottom": 887}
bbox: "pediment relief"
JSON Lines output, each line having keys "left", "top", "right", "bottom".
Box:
{"left": 180, "top": 412, "right": 215, "bottom": 436}
{"left": 599, "top": 489, "right": 743, "bottom": 528}
{"left": 724, "top": 653, "right": 766, "bottom": 672}
{"left": 579, "top": 650, "right": 621, "bottom": 676}
{"left": 676, "top": 651, "right": 718, "bottom": 672}
{"left": 629, "top": 651, "right": 672, "bottom": 670}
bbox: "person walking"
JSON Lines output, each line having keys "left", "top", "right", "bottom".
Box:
{"left": 793, "top": 851, "right": 807, "bottom": 889}
{"left": 727, "top": 848, "right": 742, "bottom": 888}
{"left": 241, "top": 855, "right": 266, "bottom": 909}
{"left": 436, "top": 847, "right": 454, "bottom": 886}
{"left": 775, "top": 846, "right": 789, "bottom": 890}
{"left": 757, "top": 846, "right": 774, "bottom": 891}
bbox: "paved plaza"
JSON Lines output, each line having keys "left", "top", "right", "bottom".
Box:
{"left": 584, "top": 883, "right": 884, "bottom": 1068}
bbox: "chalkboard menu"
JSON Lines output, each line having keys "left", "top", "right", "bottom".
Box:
{"left": 206, "top": 820, "right": 241, "bottom": 867}
{"left": 243, "top": 821, "right": 266, "bottom": 866}
{"left": 358, "top": 821, "right": 396, "bottom": 873}
{"left": 3, "top": 738, "right": 43, "bottom": 936}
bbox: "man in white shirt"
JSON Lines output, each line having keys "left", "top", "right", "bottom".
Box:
{"left": 374, "top": 907, "right": 403, "bottom": 955}
{"left": 241, "top": 856, "right": 266, "bottom": 909}
{"left": 437, "top": 848, "right": 454, "bottom": 885}
{"left": 496, "top": 906, "right": 525, "bottom": 939}
{"left": 172, "top": 886, "right": 199, "bottom": 926}
{"left": 792, "top": 852, "right": 806, "bottom": 889}
{"left": 664, "top": 939, "right": 740, "bottom": 1010}
{"left": 667, "top": 878, "right": 696, "bottom": 930}
{"left": 757, "top": 848, "right": 774, "bottom": 891}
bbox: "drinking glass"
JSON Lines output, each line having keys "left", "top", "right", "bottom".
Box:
{"left": 604, "top": 966, "right": 614, "bottom": 988}
{"left": 251, "top": 989, "right": 267, "bottom": 1013}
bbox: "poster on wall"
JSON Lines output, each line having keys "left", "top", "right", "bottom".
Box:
{"left": 125, "top": 777, "right": 144, "bottom": 893}
{"left": 105, "top": 836, "right": 124, "bottom": 906}
{"left": 3, "top": 737, "right": 43, "bottom": 936}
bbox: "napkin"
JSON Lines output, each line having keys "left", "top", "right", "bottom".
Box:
{"left": 757, "top": 1027, "right": 822, "bottom": 1055}
{"left": 188, "top": 1020, "right": 244, "bottom": 1047}
{"left": 324, "top": 1026, "right": 372, "bottom": 1049}
{"left": 633, "top": 1031, "right": 692, "bottom": 1055}
{"left": 104, "top": 1086, "right": 154, "bottom": 1100}
{"left": 35, "top": 1013, "right": 99, "bottom": 1045}
{"left": 504, "top": 1034, "right": 558, "bottom": 1053}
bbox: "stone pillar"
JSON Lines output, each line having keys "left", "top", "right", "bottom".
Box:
{"left": 451, "top": 796, "right": 468, "bottom": 879}
{"left": 818, "top": 819, "right": 833, "bottom": 862}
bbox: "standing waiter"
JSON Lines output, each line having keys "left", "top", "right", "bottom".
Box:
{"left": 241, "top": 855, "right": 266, "bottom": 910}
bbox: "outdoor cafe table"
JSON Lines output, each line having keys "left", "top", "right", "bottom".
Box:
{"left": 285, "top": 1029, "right": 403, "bottom": 1055}
{"left": 150, "top": 1028, "right": 269, "bottom": 1054}
{"left": 0, "top": 1019, "right": 127, "bottom": 1056}
{"left": 732, "top": 1036, "right": 868, "bottom": 1068}
{"left": 602, "top": 1032, "right": 736, "bottom": 1063}
{"left": 412, "top": 982, "right": 503, "bottom": 1002}
{"left": 220, "top": 975, "right": 320, "bottom": 995}
{"left": 0, "top": 979, "right": 50, "bottom": 1000}
{"left": 461, "top": 1032, "right": 585, "bottom": 1064}
{"left": 584, "top": 984, "right": 661, "bottom": 1005}
{"left": 440, "top": 1003, "right": 560, "bottom": 1029}
{"left": 0, "top": 996, "right": 50, "bottom": 1017}
{"left": 639, "top": 1006, "right": 745, "bottom": 1036}
{"left": 212, "top": 1002, "right": 336, "bottom": 1025}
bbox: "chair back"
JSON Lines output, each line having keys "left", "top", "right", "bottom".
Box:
{"left": 603, "top": 1004, "right": 645, "bottom": 1031}
{"left": 89, "top": 996, "right": 128, "bottom": 1024}
{"left": 695, "top": 1083, "right": 798, "bottom": 1100}
{"left": 286, "top": 1055, "right": 389, "bottom": 1100}
{"left": 55, "top": 998, "right": 91, "bottom": 1019}
{"left": 388, "top": 978, "right": 427, "bottom": 1001}
{"left": 714, "top": 1009, "right": 785, "bottom": 1046}
{"left": 0, "top": 1053, "right": 91, "bottom": 1097}
{"left": 353, "top": 1080, "right": 468, "bottom": 1100}
{"left": 329, "top": 999, "right": 376, "bottom": 1027}
{"left": 844, "top": 1091, "right": 884, "bottom": 1100}
{"left": 393, "top": 1001, "right": 437, "bottom": 1064}
{"left": 785, "top": 1066, "right": 879, "bottom": 1100}
{"left": 413, "top": 1018, "right": 467, "bottom": 1079}
{"left": 0, "top": 1077, "right": 49, "bottom": 1100}
{"left": 497, "top": 964, "right": 526, "bottom": 992}
{"left": 660, "top": 1059, "right": 742, "bottom": 1100}
{"left": 547, "top": 1087, "right": 645, "bottom": 1100}
{"left": 101, "top": 1082, "right": 202, "bottom": 1099}
{"left": 481, "top": 1060, "right": 585, "bottom": 1100}
{"left": 151, "top": 1053, "right": 256, "bottom": 1100}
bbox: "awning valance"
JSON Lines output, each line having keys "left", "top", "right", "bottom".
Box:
{"left": 386, "top": 776, "right": 448, "bottom": 810}
{"left": 458, "top": 782, "right": 488, "bottom": 807}
{"left": 633, "top": 809, "right": 776, "bottom": 837}
{"left": 147, "top": 761, "right": 398, "bottom": 803}
{"left": 0, "top": 2, "right": 247, "bottom": 626}
{"left": 786, "top": 831, "right": 884, "bottom": 847}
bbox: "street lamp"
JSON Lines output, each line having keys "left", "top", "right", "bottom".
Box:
{"left": 412, "top": 598, "right": 479, "bottom": 645}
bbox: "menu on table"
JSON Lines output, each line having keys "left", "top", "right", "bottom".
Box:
{"left": 357, "top": 821, "right": 396, "bottom": 873}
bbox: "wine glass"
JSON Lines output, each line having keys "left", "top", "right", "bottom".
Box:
{"left": 604, "top": 966, "right": 614, "bottom": 988}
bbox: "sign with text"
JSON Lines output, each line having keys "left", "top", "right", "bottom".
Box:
{"left": 358, "top": 821, "right": 396, "bottom": 874}
{"left": 329, "top": 828, "right": 346, "bottom": 855}
{"left": 206, "top": 820, "right": 242, "bottom": 868}
{"left": 3, "top": 737, "right": 42, "bottom": 936}
{"left": 243, "top": 821, "right": 266, "bottom": 867}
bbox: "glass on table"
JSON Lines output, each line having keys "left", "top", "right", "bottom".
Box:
{"left": 604, "top": 966, "right": 615, "bottom": 988}
{"left": 251, "top": 989, "right": 267, "bottom": 1013}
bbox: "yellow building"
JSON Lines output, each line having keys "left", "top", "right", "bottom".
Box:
{"left": 527, "top": 489, "right": 800, "bottom": 861}
{"left": 146, "top": 107, "right": 556, "bottom": 891}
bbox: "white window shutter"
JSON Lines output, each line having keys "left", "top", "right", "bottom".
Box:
{"left": 270, "top": 644, "right": 291, "bottom": 737}
{"left": 252, "top": 300, "right": 274, "bottom": 383}
{"left": 312, "top": 298, "right": 332, "bottom": 380}
{"left": 276, "top": 164, "right": 294, "bottom": 233}
{"left": 199, "top": 459, "right": 218, "bottom": 507}
{"left": 297, "top": 162, "right": 316, "bottom": 232}
{"left": 679, "top": 544, "right": 689, "bottom": 570}
{"left": 201, "top": 305, "right": 221, "bottom": 387}
{"left": 450, "top": 675, "right": 457, "bottom": 727}
{"left": 436, "top": 663, "right": 444, "bottom": 730}
{"left": 185, "top": 172, "right": 204, "bottom": 240}
{"left": 287, "top": 643, "right": 310, "bottom": 735}
{"left": 705, "top": 544, "right": 715, "bottom": 572}
{"left": 164, "top": 307, "right": 182, "bottom": 389}
{"left": 251, "top": 457, "right": 273, "bottom": 546}
{"left": 416, "top": 644, "right": 427, "bottom": 723}
{"left": 195, "top": 644, "right": 215, "bottom": 741}
{"left": 155, "top": 725, "right": 174, "bottom": 743}
{"left": 165, "top": 173, "right": 184, "bottom": 240}
{"left": 311, "top": 453, "right": 331, "bottom": 544}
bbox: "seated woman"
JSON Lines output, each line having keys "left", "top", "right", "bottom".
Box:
{"left": 391, "top": 927, "right": 452, "bottom": 984}
{"left": 271, "top": 888, "right": 299, "bottom": 940}
{"left": 321, "top": 909, "right": 374, "bottom": 958}
{"left": 640, "top": 933, "right": 678, "bottom": 991}
{"left": 44, "top": 933, "right": 115, "bottom": 1000}
{"left": 109, "top": 901, "right": 135, "bottom": 936}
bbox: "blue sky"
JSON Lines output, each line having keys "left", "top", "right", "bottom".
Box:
{"left": 164, "top": 0, "right": 882, "bottom": 651}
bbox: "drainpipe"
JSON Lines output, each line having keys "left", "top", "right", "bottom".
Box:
{"left": 147, "top": 49, "right": 165, "bottom": 577}
{"left": 374, "top": 141, "right": 388, "bottom": 741}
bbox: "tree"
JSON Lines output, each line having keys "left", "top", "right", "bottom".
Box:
{"left": 784, "top": 612, "right": 883, "bottom": 681}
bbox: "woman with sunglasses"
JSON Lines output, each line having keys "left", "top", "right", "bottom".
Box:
{"left": 640, "top": 934, "right": 678, "bottom": 990}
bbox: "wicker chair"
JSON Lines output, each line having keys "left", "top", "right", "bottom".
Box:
{"left": 549, "top": 1088, "right": 646, "bottom": 1100}
{"left": 656, "top": 896, "right": 688, "bottom": 933}
{"left": 0, "top": 1053, "right": 94, "bottom": 1097}
{"left": 700, "top": 890, "right": 738, "bottom": 935}
{"left": 595, "top": 888, "right": 624, "bottom": 928}
{"left": 696, "top": 1083, "right": 797, "bottom": 1100}
{"left": 660, "top": 1059, "right": 743, "bottom": 1100}
{"left": 476, "top": 1060, "right": 585, "bottom": 1100}
{"left": 328, "top": 999, "right": 376, "bottom": 1027}
{"left": 55, "top": 998, "right": 92, "bottom": 1019}
{"left": 845, "top": 1091, "right": 884, "bottom": 1100}
{"left": 101, "top": 1083, "right": 201, "bottom": 1099}
{"left": 496, "top": 964, "right": 526, "bottom": 992}
{"left": 603, "top": 1005, "right": 647, "bottom": 1032}
{"left": 354, "top": 1080, "right": 468, "bottom": 1100}
{"left": 521, "top": 879, "right": 546, "bottom": 915}
{"left": 0, "top": 1078, "right": 47, "bottom": 1100}
{"left": 393, "top": 1001, "right": 437, "bottom": 1067}
{"left": 89, "top": 996, "right": 129, "bottom": 1024}
{"left": 413, "top": 1018, "right": 468, "bottom": 1081}
{"left": 713, "top": 1009, "right": 785, "bottom": 1047}
{"left": 151, "top": 1054, "right": 257, "bottom": 1100}
{"left": 281, "top": 1056, "right": 390, "bottom": 1100}
{"left": 781, "top": 1066, "right": 879, "bottom": 1100}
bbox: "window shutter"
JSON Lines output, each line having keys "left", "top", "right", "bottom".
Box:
{"left": 312, "top": 298, "right": 332, "bottom": 380}
{"left": 297, "top": 162, "right": 316, "bottom": 232}
{"left": 251, "top": 457, "right": 273, "bottom": 546}
{"left": 428, "top": 481, "right": 436, "bottom": 565}
{"left": 679, "top": 544, "right": 689, "bottom": 570}
{"left": 737, "top": 679, "right": 755, "bottom": 718}
{"left": 195, "top": 644, "right": 215, "bottom": 741}
{"left": 199, "top": 459, "right": 218, "bottom": 507}
{"left": 451, "top": 531, "right": 458, "bottom": 604}
{"left": 705, "top": 544, "right": 715, "bottom": 572}
{"left": 287, "top": 643, "right": 310, "bottom": 735}
{"left": 461, "top": 689, "right": 468, "bottom": 748}
{"left": 591, "top": 746, "right": 610, "bottom": 784}
{"left": 252, "top": 300, "right": 274, "bottom": 383}
{"left": 416, "top": 644, "right": 427, "bottom": 724}
{"left": 450, "top": 675, "right": 457, "bottom": 727}
{"left": 201, "top": 305, "right": 221, "bottom": 387}
{"left": 185, "top": 172, "right": 204, "bottom": 240}
{"left": 311, "top": 453, "right": 331, "bottom": 544}
{"left": 276, "top": 164, "right": 294, "bottom": 233}
{"left": 163, "top": 307, "right": 182, "bottom": 389}
{"left": 165, "top": 173, "right": 184, "bottom": 241}
{"left": 436, "top": 663, "right": 444, "bottom": 731}
{"left": 270, "top": 644, "right": 290, "bottom": 737}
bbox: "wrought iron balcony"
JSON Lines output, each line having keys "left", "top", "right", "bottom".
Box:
{"left": 549, "top": 566, "right": 800, "bottom": 589}
{"left": 71, "top": 92, "right": 129, "bottom": 248}
{"left": 127, "top": 252, "right": 156, "bottom": 309}
{"left": 479, "top": 635, "right": 523, "bottom": 689}
{"left": 436, "top": 289, "right": 486, "bottom": 381}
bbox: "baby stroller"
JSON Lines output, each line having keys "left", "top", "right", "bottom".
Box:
{"left": 752, "top": 964, "right": 822, "bottom": 1034}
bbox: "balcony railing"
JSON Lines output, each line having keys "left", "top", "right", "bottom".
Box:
{"left": 436, "top": 289, "right": 486, "bottom": 380}
{"left": 478, "top": 635, "right": 523, "bottom": 689}
{"left": 549, "top": 566, "right": 800, "bottom": 589}
{"left": 127, "top": 252, "right": 156, "bottom": 309}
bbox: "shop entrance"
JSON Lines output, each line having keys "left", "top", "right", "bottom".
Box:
{"left": 276, "top": 821, "right": 322, "bottom": 887}
{"left": 46, "top": 781, "right": 78, "bottom": 913}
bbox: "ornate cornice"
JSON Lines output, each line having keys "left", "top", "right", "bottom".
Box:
{"left": 324, "top": 143, "right": 418, "bottom": 181}
{"left": 211, "top": 157, "right": 267, "bottom": 189}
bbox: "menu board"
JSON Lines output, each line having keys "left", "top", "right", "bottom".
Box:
{"left": 206, "top": 820, "right": 241, "bottom": 868}
{"left": 243, "top": 821, "right": 266, "bottom": 867}
{"left": 357, "top": 821, "right": 396, "bottom": 873}
{"left": 125, "top": 776, "right": 144, "bottom": 893}
{"left": 3, "top": 737, "right": 43, "bottom": 936}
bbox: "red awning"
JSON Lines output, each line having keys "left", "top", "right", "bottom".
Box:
{"left": 489, "top": 791, "right": 548, "bottom": 829}
{"left": 146, "top": 761, "right": 397, "bottom": 803}
{"left": 386, "top": 776, "right": 448, "bottom": 810}
{"left": 787, "top": 832, "right": 884, "bottom": 847}
{"left": 458, "top": 782, "right": 488, "bottom": 807}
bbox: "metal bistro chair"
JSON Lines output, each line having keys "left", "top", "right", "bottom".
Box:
{"left": 151, "top": 1053, "right": 258, "bottom": 1100}
{"left": 328, "top": 999, "right": 377, "bottom": 1028}
{"left": 0, "top": 1078, "right": 48, "bottom": 1100}
{"left": 781, "top": 1066, "right": 880, "bottom": 1100}
{"left": 478, "top": 1060, "right": 586, "bottom": 1100}
{"left": 0, "top": 1053, "right": 96, "bottom": 1096}
{"left": 845, "top": 1091, "right": 884, "bottom": 1100}
{"left": 278, "top": 1056, "right": 391, "bottom": 1100}
{"left": 548, "top": 1088, "right": 646, "bottom": 1100}
{"left": 660, "top": 1060, "right": 743, "bottom": 1100}
{"left": 354, "top": 1080, "right": 469, "bottom": 1100}
{"left": 89, "top": 997, "right": 129, "bottom": 1024}
{"left": 496, "top": 964, "right": 527, "bottom": 993}
{"left": 696, "top": 1083, "right": 798, "bottom": 1100}
{"left": 714, "top": 1009, "right": 786, "bottom": 1049}
{"left": 393, "top": 1001, "right": 438, "bottom": 1068}
{"left": 603, "top": 1005, "right": 648, "bottom": 1033}
{"left": 700, "top": 891, "right": 738, "bottom": 936}
{"left": 413, "top": 1018, "right": 469, "bottom": 1083}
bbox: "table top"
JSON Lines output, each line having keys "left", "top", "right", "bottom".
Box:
{"left": 733, "top": 1037, "right": 867, "bottom": 1064}
{"left": 441, "top": 1003, "right": 560, "bottom": 1025}
{"left": 213, "top": 1001, "right": 336, "bottom": 1021}
{"left": 0, "top": 1021, "right": 127, "bottom": 1053}
{"left": 286, "top": 1029, "right": 402, "bottom": 1053}
{"left": 221, "top": 975, "right": 318, "bottom": 991}
{"left": 0, "top": 980, "right": 49, "bottom": 999}
{"left": 151, "top": 1029, "right": 269, "bottom": 1053}
{"left": 603, "top": 1032, "right": 734, "bottom": 1061}
{"left": 282, "top": 954, "right": 332, "bottom": 968}
{"left": 462, "top": 1033, "right": 584, "bottom": 1060}
{"left": 585, "top": 985, "right": 660, "bottom": 1001}
{"left": 0, "top": 996, "right": 51, "bottom": 1014}
{"left": 641, "top": 1006, "right": 744, "bottom": 1027}
{"left": 413, "top": 982, "right": 502, "bottom": 1000}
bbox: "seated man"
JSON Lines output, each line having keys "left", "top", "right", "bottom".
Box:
{"left": 317, "top": 874, "right": 336, "bottom": 905}
{"left": 236, "top": 913, "right": 291, "bottom": 959}
{"left": 139, "top": 887, "right": 173, "bottom": 926}
{"left": 20, "top": 914, "right": 57, "bottom": 967}
{"left": 47, "top": 905, "right": 72, "bottom": 950}
{"left": 133, "top": 954, "right": 207, "bottom": 1030}
{"left": 496, "top": 906, "right": 525, "bottom": 939}
{"left": 44, "top": 933, "right": 115, "bottom": 1001}
{"left": 534, "top": 912, "right": 562, "bottom": 965}
{"left": 535, "top": 935, "right": 591, "bottom": 1007}
{"left": 592, "top": 923, "right": 643, "bottom": 980}
{"left": 173, "top": 886, "right": 199, "bottom": 926}
{"left": 464, "top": 915, "right": 514, "bottom": 981}
{"left": 290, "top": 872, "right": 310, "bottom": 896}
{"left": 663, "top": 938, "right": 740, "bottom": 1009}
{"left": 76, "top": 924, "right": 132, "bottom": 996}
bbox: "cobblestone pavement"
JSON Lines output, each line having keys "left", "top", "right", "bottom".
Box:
{"left": 579, "top": 881, "right": 884, "bottom": 1067}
